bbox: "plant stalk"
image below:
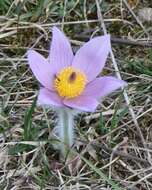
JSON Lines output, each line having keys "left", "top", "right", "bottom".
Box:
{"left": 57, "top": 108, "right": 74, "bottom": 158}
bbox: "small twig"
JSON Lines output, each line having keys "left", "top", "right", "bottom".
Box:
{"left": 128, "top": 173, "right": 152, "bottom": 189}
{"left": 74, "top": 35, "right": 152, "bottom": 47}
{"left": 111, "top": 37, "right": 152, "bottom": 47}
{"left": 1, "top": 18, "right": 132, "bottom": 32}
{"left": 113, "top": 150, "right": 149, "bottom": 164}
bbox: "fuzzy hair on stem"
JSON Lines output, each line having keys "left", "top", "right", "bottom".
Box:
{"left": 54, "top": 108, "right": 77, "bottom": 158}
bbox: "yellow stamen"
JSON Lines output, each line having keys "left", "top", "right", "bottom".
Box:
{"left": 54, "top": 67, "right": 87, "bottom": 99}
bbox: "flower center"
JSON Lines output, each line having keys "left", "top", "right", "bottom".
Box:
{"left": 54, "top": 67, "right": 87, "bottom": 99}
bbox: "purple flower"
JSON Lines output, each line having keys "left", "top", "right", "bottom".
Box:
{"left": 27, "top": 27, "right": 126, "bottom": 112}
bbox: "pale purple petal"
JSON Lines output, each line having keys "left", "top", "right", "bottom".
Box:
{"left": 49, "top": 27, "right": 74, "bottom": 73}
{"left": 37, "top": 88, "right": 63, "bottom": 107}
{"left": 27, "top": 50, "right": 54, "bottom": 90}
{"left": 63, "top": 96, "right": 98, "bottom": 112}
{"left": 72, "top": 35, "right": 111, "bottom": 82}
{"left": 83, "top": 76, "right": 127, "bottom": 99}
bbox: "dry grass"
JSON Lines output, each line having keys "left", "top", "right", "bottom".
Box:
{"left": 0, "top": 0, "right": 152, "bottom": 189}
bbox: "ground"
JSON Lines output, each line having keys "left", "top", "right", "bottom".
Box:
{"left": 0, "top": 0, "right": 152, "bottom": 190}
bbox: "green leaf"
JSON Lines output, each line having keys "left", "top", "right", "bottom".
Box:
{"left": 23, "top": 96, "right": 37, "bottom": 140}
{"left": 98, "top": 112, "right": 108, "bottom": 134}
{"left": 9, "top": 144, "right": 33, "bottom": 155}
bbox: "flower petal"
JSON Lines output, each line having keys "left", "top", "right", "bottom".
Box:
{"left": 63, "top": 96, "right": 98, "bottom": 112}
{"left": 83, "top": 76, "right": 127, "bottom": 99}
{"left": 37, "top": 88, "right": 63, "bottom": 107}
{"left": 49, "top": 27, "right": 74, "bottom": 73}
{"left": 27, "top": 50, "right": 54, "bottom": 90}
{"left": 72, "top": 35, "right": 111, "bottom": 82}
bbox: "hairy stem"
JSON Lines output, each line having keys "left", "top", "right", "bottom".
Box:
{"left": 57, "top": 109, "right": 74, "bottom": 158}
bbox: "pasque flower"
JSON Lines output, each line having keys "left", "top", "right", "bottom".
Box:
{"left": 27, "top": 27, "right": 126, "bottom": 158}
{"left": 27, "top": 27, "right": 126, "bottom": 112}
